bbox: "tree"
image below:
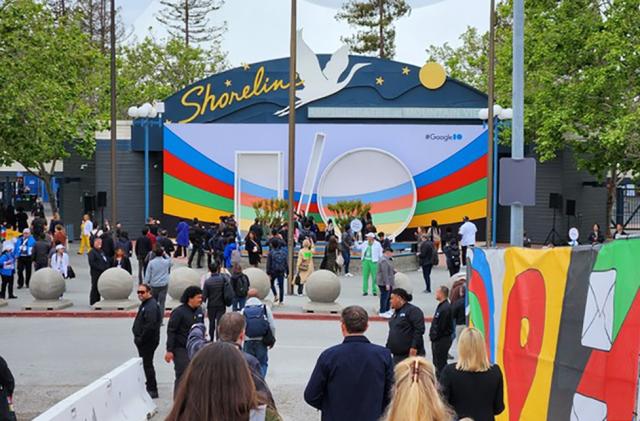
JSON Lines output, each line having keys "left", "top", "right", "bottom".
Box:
{"left": 0, "top": 0, "right": 106, "bottom": 213}
{"left": 327, "top": 200, "right": 372, "bottom": 232}
{"left": 252, "top": 199, "right": 289, "bottom": 230}
{"left": 336, "top": 0, "right": 410, "bottom": 58}
{"left": 156, "top": 0, "right": 226, "bottom": 48}
{"left": 115, "top": 36, "right": 228, "bottom": 118}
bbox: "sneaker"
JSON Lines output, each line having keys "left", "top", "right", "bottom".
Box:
{"left": 148, "top": 390, "right": 159, "bottom": 399}
{"left": 345, "top": 273, "right": 354, "bottom": 277}
{"left": 373, "top": 292, "right": 377, "bottom": 296}
{"left": 8, "top": 295, "right": 17, "bottom": 299}
{"left": 362, "top": 292, "right": 368, "bottom": 296}
{"left": 380, "top": 311, "right": 393, "bottom": 319}
{"left": 423, "top": 289, "right": 431, "bottom": 293}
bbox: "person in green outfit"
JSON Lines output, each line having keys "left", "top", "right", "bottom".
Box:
{"left": 357, "top": 232, "right": 383, "bottom": 296}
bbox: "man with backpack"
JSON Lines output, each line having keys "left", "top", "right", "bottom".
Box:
{"left": 417, "top": 234, "right": 436, "bottom": 293}
{"left": 230, "top": 263, "right": 250, "bottom": 311}
{"left": 202, "top": 260, "right": 234, "bottom": 340}
{"left": 242, "top": 288, "right": 276, "bottom": 377}
{"left": 266, "top": 240, "right": 288, "bottom": 305}
{"left": 443, "top": 238, "right": 461, "bottom": 277}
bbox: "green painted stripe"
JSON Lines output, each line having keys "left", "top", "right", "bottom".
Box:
{"left": 164, "top": 174, "right": 234, "bottom": 212}
{"left": 371, "top": 208, "right": 412, "bottom": 224}
{"left": 415, "top": 178, "right": 487, "bottom": 215}
{"left": 468, "top": 292, "right": 485, "bottom": 334}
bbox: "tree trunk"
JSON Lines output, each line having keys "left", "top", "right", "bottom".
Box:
{"left": 185, "top": 0, "right": 189, "bottom": 48}
{"left": 40, "top": 173, "right": 58, "bottom": 214}
{"left": 605, "top": 167, "right": 617, "bottom": 238}
{"left": 378, "top": 0, "right": 384, "bottom": 58}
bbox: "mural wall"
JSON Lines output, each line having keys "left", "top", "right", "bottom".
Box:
{"left": 469, "top": 241, "right": 640, "bottom": 420}
{"left": 163, "top": 123, "right": 488, "bottom": 236}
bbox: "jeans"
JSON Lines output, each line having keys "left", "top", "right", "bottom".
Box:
{"left": 361, "top": 260, "right": 378, "bottom": 294}
{"left": 232, "top": 297, "right": 246, "bottom": 311}
{"left": 136, "top": 342, "right": 159, "bottom": 393}
{"left": 150, "top": 285, "right": 168, "bottom": 318}
{"left": 172, "top": 347, "right": 190, "bottom": 396}
{"left": 137, "top": 258, "right": 145, "bottom": 285}
{"left": 17, "top": 256, "right": 32, "bottom": 288}
{"left": 270, "top": 275, "right": 285, "bottom": 303}
{"left": 342, "top": 249, "right": 351, "bottom": 274}
{"left": 378, "top": 286, "right": 390, "bottom": 313}
{"left": 244, "top": 340, "right": 269, "bottom": 378}
{"left": 208, "top": 306, "right": 226, "bottom": 340}
{"left": 0, "top": 274, "right": 14, "bottom": 298}
{"left": 421, "top": 263, "right": 433, "bottom": 292}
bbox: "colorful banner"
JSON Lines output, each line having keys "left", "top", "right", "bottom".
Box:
{"left": 469, "top": 241, "right": 640, "bottom": 420}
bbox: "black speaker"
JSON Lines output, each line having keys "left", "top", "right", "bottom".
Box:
{"left": 549, "top": 193, "right": 562, "bottom": 210}
{"left": 566, "top": 199, "right": 576, "bottom": 216}
{"left": 97, "top": 191, "right": 107, "bottom": 208}
{"left": 83, "top": 195, "right": 96, "bottom": 213}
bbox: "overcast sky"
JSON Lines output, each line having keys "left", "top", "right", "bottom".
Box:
{"left": 121, "top": 0, "right": 490, "bottom": 67}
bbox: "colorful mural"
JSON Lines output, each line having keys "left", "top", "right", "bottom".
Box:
{"left": 469, "top": 240, "right": 640, "bottom": 420}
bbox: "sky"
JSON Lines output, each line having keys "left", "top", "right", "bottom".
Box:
{"left": 120, "top": 0, "right": 490, "bottom": 67}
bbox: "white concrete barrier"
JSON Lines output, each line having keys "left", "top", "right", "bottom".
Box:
{"left": 33, "top": 358, "right": 156, "bottom": 421}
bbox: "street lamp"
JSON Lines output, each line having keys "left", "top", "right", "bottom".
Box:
{"left": 128, "top": 102, "right": 164, "bottom": 223}
{"left": 479, "top": 105, "right": 512, "bottom": 247}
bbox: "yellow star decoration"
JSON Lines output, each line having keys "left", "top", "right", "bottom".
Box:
{"left": 241, "top": 63, "right": 250, "bottom": 71}
{"left": 375, "top": 76, "right": 384, "bottom": 86}
{"left": 224, "top": 80, "right": 232, "bottom": 87}
{"left": 165, "top": 119, "right": 173, "bottom": 123}
{"left": 402, "top": 66, "right": 411, "bottom": 75}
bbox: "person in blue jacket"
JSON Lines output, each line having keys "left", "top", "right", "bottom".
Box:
{"left": 223, "top": 237, "right": 238, "bottom": 269}
{"left": 0, "top": 242, "right": 16, "bottom": 299}
{"left": 14, "top": 228, "right": 35, "bottom": 289}
{"left": 174, "top": 220, "right": 190, "bottom": 258}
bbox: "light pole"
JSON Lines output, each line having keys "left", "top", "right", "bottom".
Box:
{"left": 479, "top": 106, "right": 513, "bottom": 247}
{"left": 286, "top": 0, "right": 297, "bottom": 293}
{"left": 511, "top": 0, "right": 525, "bottom": 246}
{"left": 128, "top": 102, "right": 164, "bottom": 223}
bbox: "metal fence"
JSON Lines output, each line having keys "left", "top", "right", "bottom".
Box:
{"left": 613, "top": 186, "right": 640, "bottom": 231}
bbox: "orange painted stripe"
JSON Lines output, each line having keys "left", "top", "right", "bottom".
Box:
{"left": 164, "top": 150, "right": 234, "bottom": 199}
{"left": 417, "top": 155, "right": 487, "bottom": 201}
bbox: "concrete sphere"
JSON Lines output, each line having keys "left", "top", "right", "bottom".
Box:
{"left": 244, "top": 268, "right": 271, "bottom": 300}
{"left": 394, "top": 272, "right": 413, "bottom": 295}
{"left": 306, "top": 270, "right": 341, "bottom": 303}
{"left": 98, "top": 268, "right": 134, "bottom": 300}
{"left": 168, "top": 267, "right": 201, "bottom": 300}
{"left": 450, "top": 271, "right": 467, "bottom": 283}
{"left": 30, "top": 268, "right": 65, "bottom": 300}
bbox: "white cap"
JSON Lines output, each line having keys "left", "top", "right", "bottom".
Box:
{"left": 55, "top": 244, "right": 64, "bottom": 251}
{"left": 23, "top": 228, "right": 30, "bottom": 234}
{"left": 366, "top": 232, "right": 376, "bottom": 238}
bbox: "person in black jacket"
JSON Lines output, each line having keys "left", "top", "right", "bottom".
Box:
{"left": 156, "top": 229, "right": 175, "bottom": 256}
{"left": 305, "top": 305, "right": 394, "bottom": 421}
{"left": 188, "top": 218, "right": 205, "bottom": 269}
{"left": 0, "top": 355, "right": 15, "bottom": 421}
{"left": 417, "top": 234, "right": 436, "bottom": 293}
{"left": 386, "top": 288, "right": 426, "bottom": 364}
{"left": 430, "top": 285, "right": 453, "bottom": 378}
{"left": 202, "top": 260, "right": 232, "bottom": 340}
{"left": 100, "top": 229, "right": 115, "bottom": 260}
{"left": 33, "top": 235, "right": 51, "bottom": 270}
{"left": 112, "top": 246, "right": 133, "bottom": 274}
{"left": 132, "top": 284, "right": 162, "bottom": 399}
{"left": 165, "top": 286, "right": 205, "bottom": 395}
{"left": 135, "top": 228, "right": 153, "bottom": 285}
{"left": 443, "top": 238, "right": 461, "bottom": 277}
{"left": 87, "top": 238, "right": 111, "bottom": 305}
{"left": 587, "top": 223, "right": 605, "bottom": 245}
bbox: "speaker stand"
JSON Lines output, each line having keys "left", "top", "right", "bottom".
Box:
{"left": 544, "top": 208, "right": 562, "bottom": 246}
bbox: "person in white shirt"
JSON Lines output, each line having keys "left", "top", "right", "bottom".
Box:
{"left": 356, "top": 232, "right": 383, "bottom": 296}
{"left": 78, "top": 214, "right": 93, "bottom": 255}
{"left": 50, "top": 244, "right": 69, "bottom": 278}
{"left": 458, "top": 216, "right": 477, "bottom": 266}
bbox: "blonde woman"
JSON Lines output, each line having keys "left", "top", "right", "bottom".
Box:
{"left": 295, "top": 239, "right": 314, "bottom": 295}
{"left": 440, "top": 327, "right": 505, "bottom": 421}
{"left": 384, "top": 357, "right": 452, "bottom": 421}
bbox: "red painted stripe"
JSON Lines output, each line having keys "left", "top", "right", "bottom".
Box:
{"left": 322, "top": 193, "right": 414, "bottom": 216}
{"left": 417, "top": 155, "right": 487, "bottom": 201}
{"left": 164, "top": 151, "right": 234, "bottom": 199}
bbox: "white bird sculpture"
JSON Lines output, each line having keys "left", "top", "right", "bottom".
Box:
{"left": 275, "top": 30, "right": 370, "bottom": 116}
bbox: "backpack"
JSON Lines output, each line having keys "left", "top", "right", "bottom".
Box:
{"left": 244, "top": 304, "right": 270, "bottom": 338}
{"left": 270, "top": 248, "right": 287, "bottom": 275}
{"left": 222, "top": 274, "right": 234, "bottom": 306}
{"left": 233, "top": 273, "right": 250, "bottom": 297}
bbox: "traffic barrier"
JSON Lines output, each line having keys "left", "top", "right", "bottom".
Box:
{"left": 33, "top": 358, "right": 156, "bottom": 421}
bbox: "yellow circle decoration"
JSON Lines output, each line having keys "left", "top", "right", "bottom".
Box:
{"left": 419, "top": 62, "right": 447, "bottom": 90}
{"left": 520, "top": 317, "right": 530, "bottom": 348}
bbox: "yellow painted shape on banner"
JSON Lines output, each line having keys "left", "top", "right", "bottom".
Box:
{"left": 497, "top": 247, "right": 572, "bottom": 421}
{"left": 408, "top": 199, "right": 486, "bottom": 227}
{"left": 164, "top": 195, "right": 229, "bottom": 222}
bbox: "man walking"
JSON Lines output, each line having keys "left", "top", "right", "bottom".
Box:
{"left": 242, "top": 288, "right": 276, "bottom": 377}
{"left": 304, "top": 305, "right": 394, "bottom": 421}
{"left": 458, "top": 216, "right": 477, "bottom": 265}
{"left": 135, "top": 228, "right": 153, "bottom": 285}
{"left": 88, "top": 238, "right": 111, "bottom": 305}
{"left": 132, "top": 283, "right": 162, "bottom": 399}
{"left": 417, "top": 234, "right": 436, "bottom": 293}
{"left": 188, "top": 218, "right": 205, "bottom": 268}
{"left": 386, "top": 288, "right": 426, "bottom": 364}
{"left": 376, "top": 248, "right": 395, "bottom": 317}
{"left": 165, "top": 286, "right": 205, "bottom": 395}
{"left": 340, "top": 225, "right": 354, "bottom": 277}
{"left": 202, "top": 260, "right": 233, "bottom": 340}
{"left": 33, "top": 235, "right": 50, "bottom": 271}
{"left": 14, "top": 229, "right": 35, "bottom": 289}
{"left": 266, "top": 241, "right": 288, "bottom": 305}
{"left": 430, "top": 285, "right": 453, "bottom": 378}
{"left": 357, "top": 232, "right": 382, "bottom": 296}
{"left": 144, "top": 245, "right": 172, "bottom": 318}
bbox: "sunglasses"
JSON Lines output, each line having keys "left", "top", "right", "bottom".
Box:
{"left": 136, "top": 291, "right": 147, "bottom": 295}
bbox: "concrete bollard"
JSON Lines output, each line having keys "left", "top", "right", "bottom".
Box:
{"left": 303, "top": 269, "right": 342, "bottom": 314}
{"left": 24, "top": 268, "right": 72, "bottom": 310}
{"left": 166, "top": 267, "right": 201, "bottom": 310}
{"left": 393, "top": 272, "right": 414, "bottom": 295}
{"left": 93, "top": 268, "right": 137, "bottom": 310}
{"left": 243, "top": 267, "right": 271, "bottom": 301}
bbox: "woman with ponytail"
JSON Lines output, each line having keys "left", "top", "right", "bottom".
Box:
{"left": 383, "top": 357, "right": 453, "bottom": 421}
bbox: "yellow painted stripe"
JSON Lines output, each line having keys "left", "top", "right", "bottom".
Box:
{"left": 164, "top": 195, "right": 230, "bottom": 222}
{"left": 408, "top": 199, "right": 486, "bottom": 227}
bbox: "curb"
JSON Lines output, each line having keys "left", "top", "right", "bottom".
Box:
{"left": 0, "top": 310, "right": 433, "bottom": 322}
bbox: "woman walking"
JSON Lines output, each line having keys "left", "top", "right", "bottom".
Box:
{"left": 320, "top": 236, "right": 339, "bottom": 274}
{"left": 245, "top": 230, "right": 262, "bottom": 267}
{"left": 295, "top": 239, "right": 314, "bottom": 295}
{"left": 426, "top": 220, "right": 441, "bottom": 252}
